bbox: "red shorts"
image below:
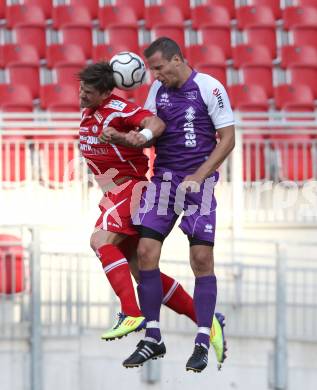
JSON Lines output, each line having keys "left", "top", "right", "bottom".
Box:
{"left": 95, "top": 177, "right": 145, "bottom": 236}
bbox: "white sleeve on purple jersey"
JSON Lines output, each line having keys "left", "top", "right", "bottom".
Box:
{"left": 144, "top": 80, "right": 161, "bottom": 114}
{"left": 194, "top": 73, "right": 235, "bottom": 130}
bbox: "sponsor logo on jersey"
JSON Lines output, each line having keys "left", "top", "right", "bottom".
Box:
{"left": 79, "top": 135, "right": 87, "bottom": 141}
{"left": 94, "top": 111, "right": 103, "bottom": 123}
{"left": 105, "top": 99, "right": 127, "bottom": 111}
{"left": 87, "top": 136, "right": 100, "bottom": 145}
{"left": 204, "top": 224, "right": 213, "bottom": 233}
{"left": 158, "top": 92, "right": 172, "bottom": 107}
{"left": 184, "top": 106, "right": 196, "bottom": 148}
{"left": 184, "top": 91, "right": 198, "bottom": 100}
{"left": 92, "top": 125, "right": 98, "bottom": 133}
{"left": 80, "top": 126, "right": 89, "bottom": 132}
{"left": 213, "top": 88, "right": 224, "bottom": 109}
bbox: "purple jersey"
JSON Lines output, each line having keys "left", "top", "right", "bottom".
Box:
{"left": 145, "top": 70, "right": 234, "bottom": 173}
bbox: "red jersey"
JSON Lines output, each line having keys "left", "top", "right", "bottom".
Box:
{"left": 79, "top": 94, "right": 153, "bottom": 180}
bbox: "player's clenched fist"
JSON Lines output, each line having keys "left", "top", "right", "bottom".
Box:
{"left": 98, "top": 127, "right": 121, "bottom": 143}
{"left": 125, "top": 130, "right": 148, "bottom": 147}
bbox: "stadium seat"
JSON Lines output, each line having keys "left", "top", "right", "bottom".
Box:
{"left": 195, "top": 64, "right": 227, "bottom": 87}
{"left": 236, "top": 5, "right": 275, "bottom": 29}
{"left": 1, "top": 136, "right": 27, "bottom": 184}
{"left": 248, "top": 0, "right": 282, "bottom": 19}
{"left": 54, "top": 64, "right": 82, "bottom": 89}
{"left": 69, "top": 0, "right": 99, "bottom": 19}
{"left": 133, "top": 84, "right": 150, "bottom": 106}
{"left": 274, "top": 84, "right": 315, "bottom": 111}
{"left": 40, "top": 84, "right": 79, "bottom": 110}
{"left": 289, "top": 65, "right": 317, "bottom": 98}
{"left": 5, "top": 4, "right": 46, "bottom": 28}
{"left": 0, "top": 235, "right": 25, "bottom": 294}
{"left": 291, "top": 26, "right": 317, "bottom": 51}
{"left": 151, "top": 26, "right": 185, "bottom": 53}
{"left": 106, "top": 26, "right": 139, "bottom": 55}
{"left": 14, "top": 25, "right": 46, "bottom": 58}
{"left": 46, "top": 44, "right": 86, "bottom": 68}
{"left": 191, "top": 5, "right": 231, "bottom": 29}
{"left": 8, "top": 64, "right": 40, "bottom": 99}
{"left": 204, "top": 0, "right": 236, "bottom": 19}
{"left": 92, "top": 44, "right": 130, "bottom": 62}
{"left": 1, "top": 44, "right": 39, "bottom": 67}
{"left": 98, "top": 5, "right": 137, "bottom": 29}
{"left": 228, "top": 84, "right": 269, "bottom": 111}
{"left": 0, "top": 84, "right": 33, "bottom": 112}
{"left": 232, "top": 44, "right": 272, "bottom": 67}
{"left": 280, "top": 45, "right": 317, "bottom": 68}
{"left": 161, "top": 0, "right": 190, "bottom": 19}
{"left": 283, "top": 6, "right": 317, "bottom": 29}
{"left": 23, "top": 0, "right": 53, "bottom": 19}
{"left": 243, "top": 134, "right": 267, "bottom": 181}
{"left": 244, "top": 26, "right": 277, "bottom": 59}
{"left": 61, "top": 26, "right": 93, "bottom": 58}
{"left": 185, "top": 44, "right": 226, "bottom": 67}
{"left": 199, "top": 26, "right": 232, "bottom": 59}
{"left": 0, "top": 0, "right": 5, "bottom": 19}
{"left": 113, "top": 0, "right": 145, "bottom": 19}
{"left": 240, "top": 65, "right": 273, "bottom": 98}
{"left": 144, "top": 5, "right": 184, "bottom": 29}
{"left": 52, "top": 5, "right": 92, "bottom": 29}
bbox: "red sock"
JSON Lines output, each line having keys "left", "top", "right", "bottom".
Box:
{"left": 160, "top": 272, "right": 196, "bottom": 323}
{"left": 97, "top": 244, "right": 142, "bottom": 317}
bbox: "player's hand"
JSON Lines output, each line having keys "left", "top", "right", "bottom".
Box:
{"left": 125, "top": 130, "right": 148, "bottom": 147}
{"left": 180, "top": 174, "right": 203, "bottom": 192}
{"left": 98, "top": 127, "right": 121, "bottom": 143}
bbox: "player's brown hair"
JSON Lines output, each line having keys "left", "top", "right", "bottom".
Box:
{"left": 144, "top": 37, "right": 184, "bottom": 62}
{"left": 78, "top": 62, "right": 116, "bottom": 93}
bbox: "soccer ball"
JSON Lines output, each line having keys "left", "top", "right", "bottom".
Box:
{"left": 110, "top": 51, "right": 147, "bottom": 91}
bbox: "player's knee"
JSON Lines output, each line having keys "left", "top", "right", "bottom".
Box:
{"left": 137, "top": 240, "right": 158, "bottom": 268}
{"left": 90, "top": 230, "right": 106, "bottom": 252}
{"left": 191, "top": 252, "right": 213, "bottom": 274}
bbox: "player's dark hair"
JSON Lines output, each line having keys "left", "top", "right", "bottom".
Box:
{"left": 144, "top": 37, "right": 184, "bottom": 62}
{"left": 78, "top": 62, "right": 116, "bottom": 93}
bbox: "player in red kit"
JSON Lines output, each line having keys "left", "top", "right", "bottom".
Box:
{"left": 78, "top": 62, "right": 226, "bottom": 368}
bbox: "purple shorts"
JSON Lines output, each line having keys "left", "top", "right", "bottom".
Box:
{"left": 132, "top": 170, "right": 219, "bottom": 243}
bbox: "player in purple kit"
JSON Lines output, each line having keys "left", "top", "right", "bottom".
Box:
{"left": 123, "top": 37, "right": 235, "bottom": 372}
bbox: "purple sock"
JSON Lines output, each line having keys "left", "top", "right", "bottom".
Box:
{"left": 137, "top": 268, "right": 163, "bottom": 342}
{"left": 193, "top": 275, "right": 217, "bottom": 348}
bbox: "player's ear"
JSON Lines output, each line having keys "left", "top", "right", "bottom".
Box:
{"left": 172, "top": 54, "right": 182, "bottom": 66}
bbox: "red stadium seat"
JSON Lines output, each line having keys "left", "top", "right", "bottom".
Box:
{"left": 40, "top": 84, "right": 79, "bottom": 110}
{"left": 195, "top": 64, "right": 227, "bottom": 87}
{"left": 0, "top": 0, "right": 5, "bottom": 18}
{"left": 232, "top": 44, "right": 272, "bottom": 67}
{"left": 274, "top": 84, "right": 315, "bottom": 111}
{"left": 289, "top": 65, "right": 317, "bottom": 98}
{"left": 291, "top": 26, "right": 317, "bottom": 51}
{"left": 92, "top": 44, "right": 130, "bottom": 62}
{"left": 236, "top": 5, "right": 275, "bottom": 29}
{"left": 1, "top": 136, "right": 27, "bottom": 183}
{"left": 249, "top": 0, "right": 282, "bottom": 19}
{"left": 69, "top": 0, "right": 99, "bottom": 19}
{"left": 199, "top": 26, "right": 232, "bottom": 59}
{"left": 61, "top": 26, "right": 93, "bottom": 58}
{"left": 54, "top": 64, "right": 82, "bottom": 89}
{"left": 204, "top": 0, "right": 236, "bottom": 19}
{"left": 106, "top": 26, "right": 139, "bottom": 55}
{"left": 8, "top": 64, "right": 40, "bottom": 99}
{"left": 14, "top": 25, "right": 46, "bottom": 58}
{"left": 144, "top": 5, "right": 184, "bottom": 29}
{"left": 229, "top": 84, "right": 269, "bottom": 111}
{"left": 243, "top": 134, "right": 267, "bottom": 181}
{"left": 185, "top": 44, "right": 226, "bottom": 67}
{"left": 52, "top": 5, "right": 92, "bottom": 29}
{"left": 283, "top": 6, "right": 317, "bottom": 29}
{"left": 113, "top": 0, "right": 145, "bottom": 19}
{"left": 240, "top": 65, "right": 273, "bottom": 98}
{"left": 23, "top": 0, "right": 53, "bottom": 19}
{"left": 46, "top": 44, "right": 86, "bottom": 68}
{"left": 151, "top": 26, "right": 185, "bottom": 53}
{"left": 191, "top": 5, "right": 230, "bottom": 29}
{"left": 1, "top": 44, "right": 39, "bottom": 66}
{"left": 280, "top": 45, "right": 317, "bottom": 68}
{"left": 244, "top": 26, "right": 277, "bottom": 59}
{"left": 0, "top": 235, "right": 25, "bottom": 294}
{"left": 161, "top": 0, "right": 191, "bottom": 19}
{"left": 5, "top": 4, "right": 45, "bottom": 28}
{"left": 98, "top": 5, "right": 137, "bottom": 29}
{"left": 0, "top": 84, "right": 33, "bottom": 112}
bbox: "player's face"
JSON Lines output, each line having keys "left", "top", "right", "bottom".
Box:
{"left": 79, "top": 82, "right": 109, "bottom": 109}
{"left": 147, "top": 51, "right": 182, "bottom": 88}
